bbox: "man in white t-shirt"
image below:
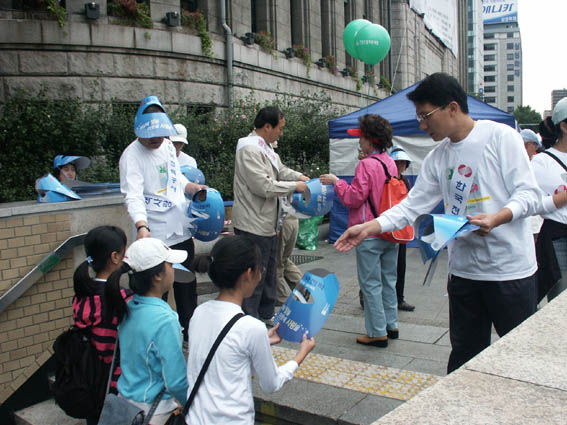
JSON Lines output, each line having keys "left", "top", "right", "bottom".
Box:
{"left": 335, "top": 73, "right": 546, "bottom": 373}
{"left": 119, "top": 96, "right": 205, "bottom": 346}
{"left": 170, "top": 123, "right": 198, "bottom": 168}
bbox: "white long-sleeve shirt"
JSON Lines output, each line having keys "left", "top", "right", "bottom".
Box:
{"left": 186, "top": 300, "right": 298, "bottom": 425}
{"left": 178, "top": 151, "right": 197, "bottom": 168}
{"left": 378, "top": 120, "right": 543, "bottom": 281}
{"left": 119, "top": 139, "right": 191, "bottom": 246}
{"left": 531, "top": 148, "right": 567, "bottom": 225}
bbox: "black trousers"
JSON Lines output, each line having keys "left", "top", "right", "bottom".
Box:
{"left": 162, "top": 238, "right": 197, "bottom": 342}
{"left": 235, "top": 228, "right": 278, "bottom": 320}
{"left": 446, "top": 273, "right": 537, "bottom": 373}
{"left": 396, "top": 244, "right": 406, "bottom": 303}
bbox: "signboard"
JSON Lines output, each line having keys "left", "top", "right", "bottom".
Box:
{"left": 482, "top": 0, "right": 517, "bottom": 24}
{"left": 409, "top": 0, "right": 458, "bottom": 57}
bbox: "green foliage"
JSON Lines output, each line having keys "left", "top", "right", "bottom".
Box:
{"left": 0, "top": 90, "right": 343, "bottom": 203}
{"left": 293, "top": 45, "right": 312, "bottom": 78}
{"left": 181, "top": 11, "right": 213, "bottom": 59}
{"left": 107, "top": 0, "right": 153, "bottom": 29}
{"left": 46, "top": 0, "right": 66, "bottom": 30}
{"left": 514, "top": 105, "right": 542, "bottom": 126}
{"left": 254, "top": 31, "right": 275, "bottom": 52}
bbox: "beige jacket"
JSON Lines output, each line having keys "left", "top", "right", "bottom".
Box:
{"left": 232, "top": 136, "right": 302, "bottom": 236}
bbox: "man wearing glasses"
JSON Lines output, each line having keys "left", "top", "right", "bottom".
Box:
{"left": 335, "top": 73, "right": 553, "bottom": 373}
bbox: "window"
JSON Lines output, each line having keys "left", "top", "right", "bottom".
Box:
{"left": 507, "top": 75, "right": 514, "bottom": 82}
{"left": 507, "top": 32, "right": 514, "bottom": 38}
{"left": 484, "top": 65, "right": 496, "bottom": 72}
{"left": 507, "top": 43, "right": 514, "bottom": 49}
{"left": 484, "top": 43, "right": 496, "bottom": 51}
{"left": 507, "top": 63, "right": 514, "bottom": 71}
{"left": 484, "top": 75, "right": 496, "bottom": 82}
{"left": 485, "top": 97, "right": 496, "bottom": 103}
{"left": 485, "top": 33, "right": 495, "bottom": 39}
{"left": 507, "top": 106, "right": 515, "bottom": 112}
{"left": 320, "top": 0, "right": 334, "bottom": 57}
{"left": 485, "top": 86, "right": 496, "bottom": 93}
{"left": 507, "top": 53, "right": 514, "bottom": 60}
{"left": 252, "top": 0, "right": 274, "bottom": 36}
{"left": 507, "top": 85, "right": 514, "bottom": 92}
{"left": 508, "top": 96, "right": 514, "bottom": 102}
{"left": 484, "top": 54, "right": 496, "bottom": 61}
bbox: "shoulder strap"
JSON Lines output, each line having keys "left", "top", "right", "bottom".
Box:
{"left": 366, "top": 156, "right": 391, "bottom": 218}
{"left": 543, "top": 151, "right": 567, "bottom": 173}
{"left": 181, "top": 312, "right": 245, "bottom": 416}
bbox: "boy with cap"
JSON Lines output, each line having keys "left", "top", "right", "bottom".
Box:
{"left": 335, "top": 73, "right": 567, "bottom": 373}
{"left": 53, "top": 155, "right": 91, "bottom": 183}
{"left": 170, "top": 123, "right": 198, "bottom": 169}
{"left": 119, "top": 96, "right": 205, "bottom": 347}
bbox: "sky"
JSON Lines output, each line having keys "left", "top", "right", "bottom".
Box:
{"left": 517, "top": 0, "right": 567, "bottom": 115}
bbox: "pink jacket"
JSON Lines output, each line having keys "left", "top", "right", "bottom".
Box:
{"left": 334, "top": 152, "right": 398, "bottom": 234}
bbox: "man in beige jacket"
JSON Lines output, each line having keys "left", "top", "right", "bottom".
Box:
{"left": 232, "top": 106, "right": 308, "bottom": 321}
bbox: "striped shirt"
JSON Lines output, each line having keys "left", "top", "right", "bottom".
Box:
{"left": 72, "top": 279, "right": 132, "bottom": 388}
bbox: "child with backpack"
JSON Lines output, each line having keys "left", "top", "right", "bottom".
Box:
{"left": 53, "top": 225, "right": 131, "bottom": 424}
{"left": 183, "top": 235, "right": 315, "bottom": 425}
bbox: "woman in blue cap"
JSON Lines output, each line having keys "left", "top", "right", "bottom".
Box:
{"left": 53, "top": 155, "right": 91, "bottom": 183}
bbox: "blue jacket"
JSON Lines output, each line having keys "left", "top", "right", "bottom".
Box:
{"left": 117, "top": 295, "right": 188, "bottom": 405}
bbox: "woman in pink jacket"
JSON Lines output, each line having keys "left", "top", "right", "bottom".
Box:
{"left": 320, "top": 114, "right": 399, "bottom": 347}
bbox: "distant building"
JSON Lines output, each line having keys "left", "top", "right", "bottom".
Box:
{"left": 482, "top": 0, "right": 522, "bottom": 113}
{"left": 552, "top": 90, "right": 567, "bottom": 110}
{"left": 467, "top": 0, "right": 484, "bottom": 99}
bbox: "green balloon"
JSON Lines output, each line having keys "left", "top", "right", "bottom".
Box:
{"left": 343, "top": 19, "right": 371, "bottom": 59}
{"left": 354, "top": 24, "right": 391, "bottom": 65}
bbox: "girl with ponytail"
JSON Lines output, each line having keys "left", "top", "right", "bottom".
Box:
{"left": 184, "top": 235, "right": 315, "bottom": 425}
{"left": 72, "top": 225, "right": 132, "bottom": 424}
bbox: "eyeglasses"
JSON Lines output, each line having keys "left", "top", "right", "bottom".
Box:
{"left": 416, "top": 106, "right": 444, "bottom": 123}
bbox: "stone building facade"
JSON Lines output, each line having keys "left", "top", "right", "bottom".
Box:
{"left": 0, "top": 0, "right": 465, "bottom": 111}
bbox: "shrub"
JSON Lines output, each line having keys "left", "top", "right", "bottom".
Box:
{"left": 0, "top": 90, "right": 343, "bottom": 203}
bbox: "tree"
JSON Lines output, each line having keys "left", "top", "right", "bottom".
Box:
{"left": 514, "top": 105, "right": 542, "bottom": 127}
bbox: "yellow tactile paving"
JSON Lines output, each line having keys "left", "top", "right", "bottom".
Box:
{"left": 271, "top": 346, "right": 440, "bottom": 401}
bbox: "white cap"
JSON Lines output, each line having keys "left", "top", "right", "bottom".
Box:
{"left": 552, "top": 98, "right": 567, "bottom": 126}
{"left": 170, "top": 123, "right": 188, "bottom": 144}
{"left": 520, "top": 129, "right": 541, "bottom": 146}
{"left": 124, "top": 238, "right": 187, "bottom": 272}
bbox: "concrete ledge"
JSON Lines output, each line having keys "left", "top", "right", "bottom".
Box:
{"left": 372, "top": 292, "right": 567, "bottom": 424}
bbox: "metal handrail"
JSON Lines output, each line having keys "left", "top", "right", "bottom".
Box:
{"left": 0, "top": 233, "right": 87, "bottom": 314}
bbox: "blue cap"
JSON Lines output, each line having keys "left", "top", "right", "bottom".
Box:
{"left": 187, "top": 189, "right": 225, "bottom": 242}
{"left": 290, "top": 178, "right": 334, "bottom": 217}
{"left": 389, "top": 146, "right": 411, "bottom": 165}
{"left": 35, "top": 174, "right": 82, "bottom": 203}
{"left": 53, "top": 155, "right": 91, "bottom": 170}
{"left": 134, "top": 96, "right": 178, "bottom": 139}
{"left": 180, "top": 165, "right": 206, "bottom": 185}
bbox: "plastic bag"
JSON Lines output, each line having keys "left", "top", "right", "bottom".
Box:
{"left": 296, "top": 216, "right": 323, "bottom": 251}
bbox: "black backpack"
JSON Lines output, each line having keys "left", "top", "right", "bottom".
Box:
{"left": 51, "top": 326, "right": 111, "bottom": 419}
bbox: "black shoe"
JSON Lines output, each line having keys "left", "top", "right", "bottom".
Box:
{"left": 398, "top": 301, "right": 415, "bottom": 311}
{"left": 387, "top": 329, "right": 399, "bottom": 339}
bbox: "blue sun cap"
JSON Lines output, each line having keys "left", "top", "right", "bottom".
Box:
{"left": 53, "top": 155, "right": 91, "bottom": 170}
{"left": 180, "top": 165, "right": 206, "bottom": 185}
{"left": 35, "top": 174, "right": 82, "bottom": 203}
{"left": 134, "top": 96, "right": 178, "bottom": 139}
{"left": 289, "top": 178, "right": 334, "bottom": 217}
{"left": 187, "top": 189, "right": 225, "bottom": 242}
{"left": 389, "top": 145, "right": 411, "bottom": 165}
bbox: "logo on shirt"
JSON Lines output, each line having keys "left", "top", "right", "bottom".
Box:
{"left": 457, "top": 164, "right": 472, "bottom": 178}
{"left": 555, "top": 185, "right": 567, "bottom": 195}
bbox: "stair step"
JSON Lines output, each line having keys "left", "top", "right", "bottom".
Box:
{"left": 14, "top": 399, "right": 82, "bottom": 425}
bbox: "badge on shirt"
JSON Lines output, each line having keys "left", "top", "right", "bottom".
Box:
{"left": 273, "top": 268, "right": 339, "bottom": 342}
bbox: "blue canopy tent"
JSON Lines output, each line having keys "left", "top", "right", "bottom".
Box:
{"left": 327, "top": 82, "right": 516, "bottom": 243}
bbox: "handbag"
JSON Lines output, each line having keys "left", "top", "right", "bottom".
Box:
{"left": 165, "top": 313, "right": 245, "bottom": 425}
{"left": 98, "top": 342, "right": 165, "bottom": 425}
{"left": 367, "top": 156, "right": 414, "bottom": 243}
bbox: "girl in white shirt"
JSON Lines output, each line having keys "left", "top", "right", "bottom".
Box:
{"left": 185, "top": 235, "right": 315, "bottom": 425}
